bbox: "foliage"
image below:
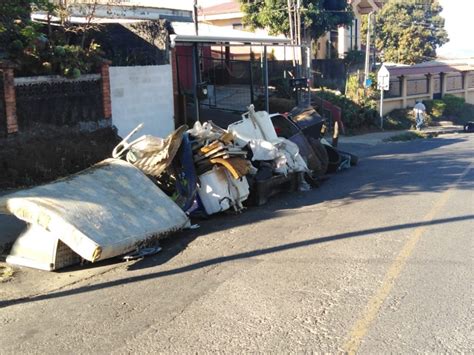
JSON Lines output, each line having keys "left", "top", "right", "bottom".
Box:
{"left": 384, "top": 109, "right": 414, "bottom": 130}
{"left": 383, "top": 107, "right": 435, "bottom": 130}
{"left": 423, "top": 99, "right": 446, "bottom": 118}
{"left": 442, "top": 94, "right": 465, "bottom": 117}
{"left": 0, "top": 0, "right": 105, "bottom": 77}
{"left": 345, "top": 73, "right": 360, "bottom": 98}
{"left": 239, "top": 0, "right": 353, "bottom": 40}
{"left": 423, "top": 96, "right": 472, "bottom": 124}
{"left": 343, "top": 49, "right": 364, "bottom": 69}
{"left": 370, "top": 0, "right": 449, "bottom": 64}
{"left": 457, "top": 103, "right": 474, "bottom": 125}
{"left": 315, "top": 89, "right": 379, "bottom": 130}
{"left": 345, "top": 71, "right": 378, "bottom": 104}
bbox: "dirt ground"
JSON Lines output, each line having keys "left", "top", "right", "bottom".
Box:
{"left": 0, "top": 124, "right": 121, "bottom": 189}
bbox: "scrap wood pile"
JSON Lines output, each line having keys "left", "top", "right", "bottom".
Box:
{"left": 112, "top": 104, "right": 356, "bottom": 217}
{"left": 189, "top": 122, "right": 250, "bottom": 179}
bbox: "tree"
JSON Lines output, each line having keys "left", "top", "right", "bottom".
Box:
{"left": 0, "top": 1, "right": 48, "bottom": 65}
{"left": 239, "top": 0, "right": 353, "bottom": 42}
{"left": 0, "top": 0, "right": 104, "bottom": 77}
{"left": 371, "top": 0, "right": 449, "bottom": 64}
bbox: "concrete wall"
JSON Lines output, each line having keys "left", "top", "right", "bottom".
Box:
{"left": 467, "top": 91, "right": 474, "bottom": 104}
{"left": 381, "top": 99, "right": 404, "bottom": 114}
{"left": 109, "top": 65, "right": 174, "bottom": 139}
{"left": 380, "top": 70, "right": 474, "bottom": 115}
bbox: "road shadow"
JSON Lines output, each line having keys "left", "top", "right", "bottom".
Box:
{"left": 1, "top": 214, "right": 472, "bottom": 309}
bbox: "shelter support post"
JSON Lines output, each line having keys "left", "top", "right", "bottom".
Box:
{"left": 264, "top": 45, "right": 269, "bottom": 113}
{"left": 192, "top": 43, "right": 200, "bottom": 124}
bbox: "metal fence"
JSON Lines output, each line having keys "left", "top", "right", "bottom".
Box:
{"left": 446, "top": 74, "right": 463, "bottom": 92}
{"left": 176, "top": 54, "right": 297, "bottom": 113}
{"left": 15, "top": 75, "right": 104, "bottom": 130}
{"left": 469, "top": 74, "right": 474, "bottom": 89}
{"left": 386, "top": 78, "right": 402, "bottom": 98}
{"left": 407, "top": 77, "right": 428, "bottom": 96}
{"left": 0, "top": 75, "right": 5, "bottom": 137}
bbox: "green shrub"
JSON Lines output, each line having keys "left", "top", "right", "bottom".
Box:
{"left": 315, "top": 89, "right": 378, "bottom": 130}
{"left": 345, "top": 73, "right": 360, "bottom": 100}
{"left": 424, "top": 99, "right": 446, "bottom": 118}
{"left": 384, "top": 107, "right": 433, "bottom": 130}
{"left": 457, "top": 103, "right": 474, "bottom": 125}
{"left": 443, "top": 94, "right": 465, "bottom": 117}
{"left": 384, "top": 109, "right": 414, "bottom": 130}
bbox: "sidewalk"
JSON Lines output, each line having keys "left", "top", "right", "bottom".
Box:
{"left": 340, "top": 125, "right": 463, "bottom": 146}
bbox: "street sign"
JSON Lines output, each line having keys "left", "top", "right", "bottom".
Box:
{"left": 377, "top": 64, "right": 390, "bottom": 91}
{"left": 377, "top": 64, "right": 390, "bottom": 130}
{"left": 365, "top": 78, "right": 373, "bottom": 88}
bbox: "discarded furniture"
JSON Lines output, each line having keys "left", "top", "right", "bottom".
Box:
{"left": 0, "top": 159, "right": 190, "bottom": 271}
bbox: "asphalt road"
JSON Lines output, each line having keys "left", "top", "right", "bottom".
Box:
{"left": 0, "top": 133, "right": 473, "bottom": 353}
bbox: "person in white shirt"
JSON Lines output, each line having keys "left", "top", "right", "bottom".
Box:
{"left": 413, "top": 100, "right": 426, "bottom": 131}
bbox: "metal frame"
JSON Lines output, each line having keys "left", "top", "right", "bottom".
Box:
{"left": 174, "top": 39, "right": 310, "bottom": 122}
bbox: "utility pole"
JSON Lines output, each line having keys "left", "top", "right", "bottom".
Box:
{"left": 287, "top": 0, "right": 296, "bottom": 66}
{"left": 296, "top": 0, "right": 301, "bottom": 46}
{"left": 193, "top": 0, "right": 199, "bottom": 36}
{"left": 364, "top": 11, "right": 373, "bottom": 88}
{"left": 193, "top": 0, "right": 200, "bottom": 123}
{"left": 295, "top": 0, "right": 301, "bottom": 76}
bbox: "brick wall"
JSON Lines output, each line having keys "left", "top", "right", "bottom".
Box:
{"left": 0, "top": 67, "right": 18, "bottom": 135}
{"left": 101, "top": 62, "right": 112, "bottom": 119}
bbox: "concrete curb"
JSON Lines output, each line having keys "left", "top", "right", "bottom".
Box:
{"left": 339, "top": 126, "right": 463, "bottom": 146}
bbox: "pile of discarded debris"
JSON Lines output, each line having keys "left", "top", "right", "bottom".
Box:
{"left": 0, "top": 105, "right": 357, "bottom": 271}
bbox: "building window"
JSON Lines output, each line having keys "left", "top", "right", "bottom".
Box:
{"left": 232, "top": 23, "right": 243, "bottom": 30}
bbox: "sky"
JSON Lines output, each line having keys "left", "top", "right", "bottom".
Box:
{"left": 197, "top": 0, "right": 471, "bottom": 59}
{"left": 437, "top": 0, "right": 474, "bottom": 59}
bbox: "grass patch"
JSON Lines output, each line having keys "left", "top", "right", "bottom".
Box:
{"left": 384, "top": 109, "right": 415, "bottom": 130}
{"left": 0, "top": 264, "right": 15, "bottom": 282}
{"left": 384, "top": 131, "right": 431, "bottom": 142}
{"left": 384, "top": 108, "right": 435, "bottom": 131}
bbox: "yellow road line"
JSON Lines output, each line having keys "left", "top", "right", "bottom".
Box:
{"left": 343, "top": 163, "right": 473, "bottom": 354}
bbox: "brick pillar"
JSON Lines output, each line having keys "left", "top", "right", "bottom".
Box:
{"left": 100, "top": 62, "right": 112, "bottom": 120}
{"left": 2, "top": 67, "right": 18, "bottom": 134}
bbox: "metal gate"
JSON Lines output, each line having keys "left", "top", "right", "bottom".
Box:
{"left": 176, "top": 51, "right": 297, "bottom": 114}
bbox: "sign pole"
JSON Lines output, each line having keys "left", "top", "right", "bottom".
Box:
{"left": 377, "top": 64, "right": 389, "bottom": 130}
{"left": 380, "top": 89, "right": 384, "bottom": 129}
